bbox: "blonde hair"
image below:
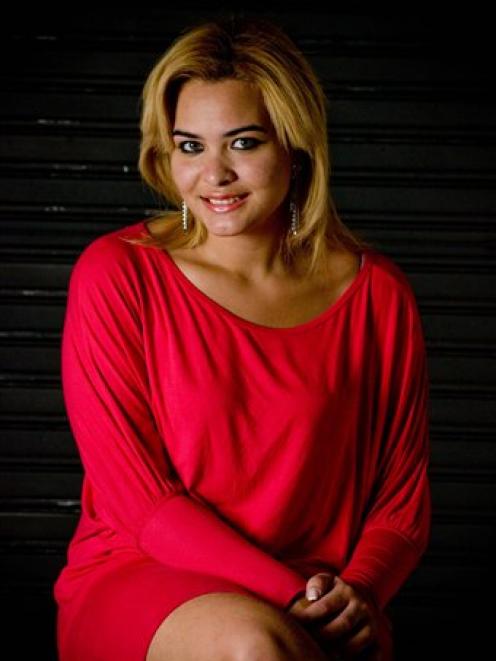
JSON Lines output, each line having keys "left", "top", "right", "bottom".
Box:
{"left": 122, "top": 14, "right": 373, "bottom": 276}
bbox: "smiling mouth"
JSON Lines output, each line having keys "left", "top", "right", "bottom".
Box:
{"left": 201, "top": 194, "right": 249, "bottom": 212}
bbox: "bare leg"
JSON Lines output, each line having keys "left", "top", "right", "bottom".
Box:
{"left": 146, "top": 591, "right": 337, "bottom": 661}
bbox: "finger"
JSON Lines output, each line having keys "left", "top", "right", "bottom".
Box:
{"left": 338, "top": 627, "right": 377, "bottom": 659}
{"left": 330, "top": 617, "right": 381, "bottom": 660}
{"left": 306, "top": 571, "right": 336, "bottom": 602}
{"left": 296, "top": 587, "right": 346, "bottom": 623}
{"left": 318, "top": 600, "right": 366, "bottom": 642}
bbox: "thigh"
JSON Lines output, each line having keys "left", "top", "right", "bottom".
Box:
{"left": 56, "top": 551, "right": 255, "bottom": 661}
{"left": 146, "top": 591, "right": 331, "bottom": 661}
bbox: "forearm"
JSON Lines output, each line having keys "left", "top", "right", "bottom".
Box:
{"left": 138, "top": 492, "right": 308, "bottom": 610}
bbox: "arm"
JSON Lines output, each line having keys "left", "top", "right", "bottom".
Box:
{"left": 338, "top": 285, "right": 432, "bottom": 611}
{"left": 61, "top": 237, "right": 306, "bottom": 610}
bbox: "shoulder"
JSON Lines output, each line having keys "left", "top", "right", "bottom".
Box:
{"left": 366, "top": 248, "right": 420, "bottom": 312}
{"left": 69, "top": 222, "right": 145, "bottom": 303}
{"left": 71, "top": 222, "right": 144, "bottom": 283}
{"left": 365, "top": 248, "right": 426, "bottom": 340}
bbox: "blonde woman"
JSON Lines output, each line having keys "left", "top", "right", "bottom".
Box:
{"left": 54, "top": 15, "right": 431, "bottom": 661}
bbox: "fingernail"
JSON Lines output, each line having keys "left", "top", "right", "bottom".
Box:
{"left": 307, "top": 587, "right": 321, "bottom": 601}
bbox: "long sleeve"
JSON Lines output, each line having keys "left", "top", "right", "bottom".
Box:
{"left": 61, "top": 237, "right": 307, "bottom": 610}
{"left": 338, "top": 281, "right": 432, "bottom": 611}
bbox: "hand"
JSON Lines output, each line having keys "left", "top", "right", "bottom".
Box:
{"left": 287, "top": 572, "right": 384, "bottom": 660}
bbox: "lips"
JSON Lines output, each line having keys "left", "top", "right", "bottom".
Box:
{"left": 201, "top": 193, "right": 249, "bottom": 213}
{"left": 202, "top": 193, "right": 248, "bottom": 202}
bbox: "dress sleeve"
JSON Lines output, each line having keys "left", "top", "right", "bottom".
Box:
{"left": 61, "top": 237, "right": 307, "bottom": 610}
{"left": 338, "top": 282, "right": 432, "bottom": 611}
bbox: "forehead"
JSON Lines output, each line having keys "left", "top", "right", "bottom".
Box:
{"left": 173, "top": 78, "right": 270, "bottom": 126}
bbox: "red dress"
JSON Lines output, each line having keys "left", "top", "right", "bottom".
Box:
{"left": 53, "top": 219, "right": 431, "bottom": 660}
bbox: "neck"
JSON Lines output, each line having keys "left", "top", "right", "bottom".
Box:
{"left": 196, "top": 217, "right": 291, "bottom": 282}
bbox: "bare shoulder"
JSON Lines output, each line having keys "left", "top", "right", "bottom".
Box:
{"left": 315, "top": 247, "right": 361, "bottom": 287}
{"left": 331, "top": 247, "right": 361, "bottom": 274}
{"left": 144, "top": 218, "right": 206, "bottom": 266}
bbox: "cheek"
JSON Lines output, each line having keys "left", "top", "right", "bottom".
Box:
{"left": 246, "top": 155, "right": 290, "bottom": 192}
{"left": 170, "top": 156, "right": 197, "bottom": 192}
{"left": 261, "top": 159, "right": 291, "bottom": 198}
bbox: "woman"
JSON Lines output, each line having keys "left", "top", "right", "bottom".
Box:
{"left": 53, "top": 15, "right": 431, "bottom": 661}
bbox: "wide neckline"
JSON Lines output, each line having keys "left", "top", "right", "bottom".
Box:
{"left": 139, "top": 219, "right": 372, "bottom": 333}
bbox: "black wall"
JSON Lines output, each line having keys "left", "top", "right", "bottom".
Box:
{"left": 1, "top": 7, "right": 494, "bottom": 660}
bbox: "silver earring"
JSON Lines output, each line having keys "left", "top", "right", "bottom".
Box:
{"left": 290, "top": 197, "right": 299, "bottom": 236}
{"left": 290, "top": 166, "right": 299, "bottom": 235}
{"left": 181, "top": 200, "right": 189, "bottom": 232}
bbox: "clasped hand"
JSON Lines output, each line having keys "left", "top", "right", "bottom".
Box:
{"left": 286, "top": 572, "right": 384, "bottom": 660}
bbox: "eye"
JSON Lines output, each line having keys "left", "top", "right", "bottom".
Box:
{"left": 232, "top": 137, "right": 261, "bottom": 149}
{"left": 178, "top": 141, "right": 202, "bottom": 154}
{"left": 176, "top": 137, "right": 262, "bottom": 155}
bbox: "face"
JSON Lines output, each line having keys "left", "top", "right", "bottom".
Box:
{"left": 169, "top": 78, "right": 293, "bottom": 238}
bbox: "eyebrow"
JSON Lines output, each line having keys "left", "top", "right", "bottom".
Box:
{"left": 172, "top": 124, "right": 268, "bottom": 139}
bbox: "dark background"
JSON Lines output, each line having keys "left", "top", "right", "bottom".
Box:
{"left": 1, "top": 6, "right": 494, "bottom": 660}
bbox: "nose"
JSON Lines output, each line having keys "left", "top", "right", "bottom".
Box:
{"left": 202, "top": 151, "right": 237, "bottom": 187}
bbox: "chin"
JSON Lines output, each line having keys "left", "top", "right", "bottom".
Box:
{"left": 203, "top": 219, "right": 250, "bottom": 235}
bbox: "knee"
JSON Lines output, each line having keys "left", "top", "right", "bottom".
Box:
{"left": 234, "top": 630, "right": 292, "bottom": 661}
{"left": 146, "top": 591, "right": 329, "bottom": 661}
{"left": 228, "top": 597, "right": 327, "bottom": 661}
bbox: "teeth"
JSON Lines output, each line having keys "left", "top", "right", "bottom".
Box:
{"left": 208, "top": 197, "right": 241, "bottom": 205}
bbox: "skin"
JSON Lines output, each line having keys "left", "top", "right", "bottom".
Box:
{"left": 287, "top": 572, "right": 387, "bottom": 660}
{"left": 146, "top": 591, "right": 332, "bottom": 661}
{"left": 169, "top": 77, "right": 295, "bottom": 282}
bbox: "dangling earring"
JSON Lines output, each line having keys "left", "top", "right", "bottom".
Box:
{"left": 181, "top": 200, "right": 189, "bottom": 232}
{"left": 289, "top": 164, "right": 299, "bottom": 236}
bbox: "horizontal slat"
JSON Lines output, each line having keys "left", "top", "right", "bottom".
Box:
{"left": 0, "top": 423, "right": 492, "bottom": 460}
{"left": 1, "top": 209, "right": 494, "bottom": 238}
{"left": 1, "top": 509, "right": 495, "bottom": 545}
{"left": 2, "top": 155, "right": 496, "bottom": 182}
{"left": 0, "top": 552, "right": 65, "bottom": 582}
{"left": 0, "top": 512, "right": 78, "bottom": 539}
{"left": 2, "top": 124, "right": 496, "bottom": 151}
{"left": 1, "top": 175, "right": 495, "bottom": 208}
{"left": 0, "top": 472, "right": 82, "bottom": 498}
{"left": 0, "top": 467, "right": 494, "bottom": 509}
{"left": 1, "top": 386, "right": 495, "bottom": 425}
{"left": 1, "top": 257, "right": 494, "bottom": 287}
{"left": 1, "top": 71, "right": 494, "bottom": 106}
